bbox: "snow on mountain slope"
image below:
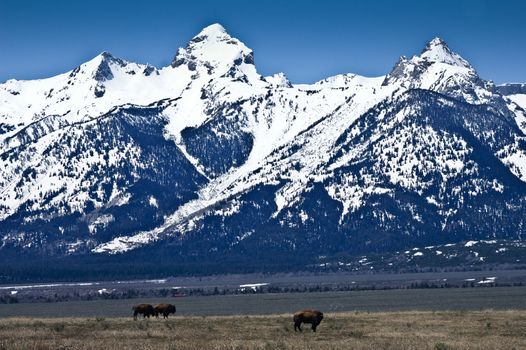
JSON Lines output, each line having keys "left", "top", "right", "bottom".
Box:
{"left": 381, "top": 38, "right": 526, "bottom": 185}
{"left": 497, "top": 84, "right": 526, "bottom": 133}
{"left": 0, "top": 55, "right": 195, "bottom": 161}
{"left": 152, "top": 89, "right": 526, "bottom": 260}
{"left": 93, "top": 37, "right": 526, "bottom": 254}
{"left": 303, "top": 73, "right": 385, "bottom": 90}
{"left": 93, "top": 71, "right": 403, "bottom": 253}
{"left": 171, "top": 23, "right": 258, "bottom": 78}
{"left": 504, "top": 98, "right": 526, "bottom": 135}
{"left": 326, "top": 90, "right": 514, "bottom": 215}
{"left": 265, "top": 73, "right": 292, "bottom": 88}
{"left": 383, "top": 38, "right": 495, "bottom": 104}
{"left": 507, "top": 92, "right": 526, "bottom": 110}
{"left": 495, "top": 84, "right": 526, "bottom": 180}
{"left": 0, "top": 101, "right": 207, "bottom": 253}
{"left": 165, "top": 22, "right": 264, "bottom": 125}
{"left": 0, "top": 23, "right": 266, "bottom": 224}
{"left": 0, "top": 53, "right": 186, "bottom": 129}
{"left": 1, "top": 24, "right": 526, "bottom": 260}
{"left": 160, "top": 25, "right": 382, "bottom": 179}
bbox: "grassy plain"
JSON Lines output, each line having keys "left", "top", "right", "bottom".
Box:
{"left": 0, "top": 310, "right": 525, "bottom": 350}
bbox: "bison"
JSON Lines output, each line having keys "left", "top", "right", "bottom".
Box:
{"left": 155, "top": 303, "right": 176, "bottom": 319}
{"left": 132, "top": 304, "right": 155, "bottom": 320}
{"left": 293, "top": 309, "right": 324, "bottom": 332}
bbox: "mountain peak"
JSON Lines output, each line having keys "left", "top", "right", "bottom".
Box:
{"left": 67, "top": 51, "right": 128, "bottom": 83}
{"left": 171, "top": 23, "right": 255, "bottom": 73}
{"left": 265, "top": 72, "right": 292, "bottom": 88}
{"left": 419, "top": 37, "right": 471, "bottom": 68}
{"left": 195, "top": 23, "right": 227, "bottom": 38}
{"left": 188, "top": 23, "right": 233, "bottom": 45}
{"left": 426, "top": 37, "right": 447, "bottom": 48}
{"left": 382, "top": 37, "right": 488, "bottom": 103}
{"left": 99, "top": 51, "right": 114, "bottom": 60}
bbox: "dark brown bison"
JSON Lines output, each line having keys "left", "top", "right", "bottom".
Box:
{"left": 155, "top": 303, "right": 176, "bottom": 318}
{"left": 132, "top": 304, "right": 155, "bottom": 320}
{"left": 293, "top": 309, "right": 324, "bottom": 332}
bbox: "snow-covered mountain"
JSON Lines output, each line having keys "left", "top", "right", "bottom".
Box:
{"left": 1, "top": 24, "right": 526, "bottom": 270}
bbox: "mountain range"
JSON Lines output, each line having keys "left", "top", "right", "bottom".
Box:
{"left": 1, "top": 24, "right": 526, "bottom": 275}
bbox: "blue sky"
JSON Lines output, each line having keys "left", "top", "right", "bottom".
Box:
{"left": 1, "top": 0, "right": 525, "bottom": 84}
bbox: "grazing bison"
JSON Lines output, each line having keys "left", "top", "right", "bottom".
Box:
{"left": 155, "top": 303, "right": 176, "bottom": 318}
{"left": 132, "top": 304, "right": 155, "bottom": 320}
{"left": 293, "top": 309, "right": 324, "bottom": 332}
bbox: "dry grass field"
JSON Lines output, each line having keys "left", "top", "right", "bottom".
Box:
{"left": 0, "top": 311, "right": 525, "bottom": 350}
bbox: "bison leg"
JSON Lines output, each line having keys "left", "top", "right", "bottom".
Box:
{"left": 312, "top": 324, "right": 317, "bottom": 332}
{"left": 294, "top": 322, "right": 302, "bottom": 332}
{"left": 133, "top": 311, "right": 138, "bottom": 320}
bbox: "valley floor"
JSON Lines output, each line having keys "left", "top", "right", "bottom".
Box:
{"left": 0, "top": 311, "right": 525, "bottom": 350}
{"left": 1, "top": 287, "right": 526, "bottom": 318}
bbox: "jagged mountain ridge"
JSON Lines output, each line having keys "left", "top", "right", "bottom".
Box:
{"left": 1, "top": 24, "right": 526, "bottom": 268}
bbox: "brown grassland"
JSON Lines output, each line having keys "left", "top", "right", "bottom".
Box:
{"left": 0, "top": 310, "right": 525, "bottom": 350}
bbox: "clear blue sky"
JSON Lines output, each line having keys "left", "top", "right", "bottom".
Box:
{"left": 1, "top": 0, "right": 525, "bottom": 84}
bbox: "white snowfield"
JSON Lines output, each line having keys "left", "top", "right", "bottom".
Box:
{"left": 1, "top": 24, "right": 525, "bottom": 254}
{"left": 508, "top": 94, "right": 526, "bottom": 111}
